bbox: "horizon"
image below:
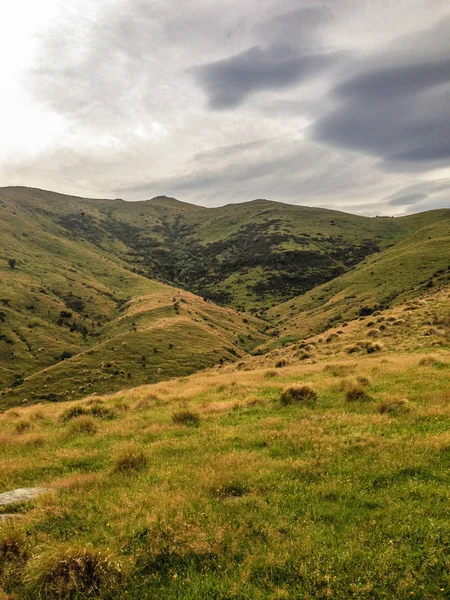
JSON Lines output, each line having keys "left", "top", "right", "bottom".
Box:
{"left": 3, "top": 184, "right": 450, "bottom": 219}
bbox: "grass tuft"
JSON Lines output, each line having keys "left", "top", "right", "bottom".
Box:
{"left": 113, "top": 445, "right": 148, "bottom": 474}
{"left": 23, "top": 543, "right": 124, "bottom": 599}
{"left": 171, "top": 410, "right": 201, "bottom": 427}
{"left": 280, "top": 384, "right": 318, "bottom": 406}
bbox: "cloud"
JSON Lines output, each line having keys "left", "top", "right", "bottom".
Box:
{"left": 313, "top": 18, "right": 450, "bottom": 170}
{"left": 388, "top": 193, "right": 428, "bottom": 206}
{"left": 193, "top": 44, "right": 339, "bottom": 109}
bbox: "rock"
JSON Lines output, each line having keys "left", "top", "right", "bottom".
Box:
{"left": 0, "top": 487, "right": 50, "bottom": 507}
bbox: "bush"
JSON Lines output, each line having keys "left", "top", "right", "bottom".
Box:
{"left": 172, "top": 410, "right": 200, "bottom": 427}
{"left": 23, "top": 544, "right": 124, "bottom": 599}
{"left": 280, "top": 384, "right": 318, "bottom": 406}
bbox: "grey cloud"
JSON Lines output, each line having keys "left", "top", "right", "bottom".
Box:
{"left": 193, "top": 44, "right": 338, "bottom": 109}
{"left": 313, "top": 17, "right": 450, "bottom": 169}
{"left": 256, "top": 5, "right": 334, "bottom": 47}
{"left": 388, "top": 193, "right": 428, "bottom": 206}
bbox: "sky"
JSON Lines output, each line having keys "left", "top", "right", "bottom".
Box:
{"left": 1, "top": 0, "right": 449, "bottom": 215}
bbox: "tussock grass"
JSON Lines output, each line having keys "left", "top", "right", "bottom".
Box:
{"left": 171, "top": 410, "right": 200, "bottom": 427}
{"left": 69, "top": 416, "right": 98, "bottom": 435}
{"left": 280, "top": 384, "right": 318, "bottom": 406}
{"left": 23, "top": 544, "right": 124, "bottom": 599}
{"left": 0, "top": 291, "right": 449, "bottom": 599}
{"left": 113, "top": 445, "right": 148, "bottom": 474}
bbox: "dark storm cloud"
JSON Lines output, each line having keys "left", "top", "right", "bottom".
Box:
{"left": 313, "top": 18, "right": 450, "bottom": 169}
{"left": 193, "top": 45, "right": 338, "bottom": 109}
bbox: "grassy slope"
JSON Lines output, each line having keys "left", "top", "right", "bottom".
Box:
{"left": 0, "top": 187, "right": 411, "bottom": 311}
{"left": 0, "top": 286, "right": 448, "bottom": 599}
{"left": 268, "top": 212, "right": 450, "bottom": 345}
{"left": 0, "top": 188, "right": 265, "bottom": 404}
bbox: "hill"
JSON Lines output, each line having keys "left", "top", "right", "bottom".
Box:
{"left": 0, "top": 186, "right": 410, "bottom": 312}
{"left": 0, "top": 188, "right": 265, "bottom": 405}
{"left": 1, "top": 186, "right": 449, "bottom": 409}
{"left": 0, "top": 285, "right": 448, "bottom": 599}
{"left": 267, "top": 212, "right": 450, "bottom": 345}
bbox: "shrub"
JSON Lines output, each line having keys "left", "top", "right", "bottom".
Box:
{"left": 23, "top": 544, "right": 124, "bottom": 599}
{"left": 280, "top": 384, "right": 318, "bottom": 406}
{"left": 172, "top": 410, "right": 200, "bottom": 427}
{"left": 367, "top": 328, "right": 380, "bottom": 337}
{"left": 113, "top": 445, "right": 148, "bottom": 473}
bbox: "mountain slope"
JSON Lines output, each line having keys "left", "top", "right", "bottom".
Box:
{"left": 267, "top": 212, "right": 450, "bottom": 344}
{"left": 0, "top": 188, "right": 265, "bottom": 406}
{"left": 0, "top": 187, "right": 411, "bottom": 311}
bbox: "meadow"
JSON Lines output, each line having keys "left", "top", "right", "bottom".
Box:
{"left": 1, "top": 288, "right": 449, "bottom": 599}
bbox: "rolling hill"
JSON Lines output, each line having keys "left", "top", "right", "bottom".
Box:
{"left": 1, "top": 186, "right": 449, "bottom": 409}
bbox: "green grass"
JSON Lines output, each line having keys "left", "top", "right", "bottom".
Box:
{"left": 0, "top": 286, "right": 449, "bottom": 598}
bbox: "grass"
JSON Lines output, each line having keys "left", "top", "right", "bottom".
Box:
{"left": 0, "top": 285, "right": 449, "bottom": 598}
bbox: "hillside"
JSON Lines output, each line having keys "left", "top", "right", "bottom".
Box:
{"left": 0, "top": 188, "right": 265, "bottom": 404}
{"left": 1, "top": 186, "right": 449, "bottom": 409}
{"left": 0, "top": 186, "right": 409, "bottom": 311}
{"left": 268, "top": 212, "right": 450, "bottom": 345}
{"left": 0, "top": 285, "right": 448, "bottom": 599}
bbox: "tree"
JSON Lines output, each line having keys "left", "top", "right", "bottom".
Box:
{"left": 7, "top": 258, "right": 16, "bottom": 269}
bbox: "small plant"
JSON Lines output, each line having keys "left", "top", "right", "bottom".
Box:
{"left": 0, "top": 526, "right": 27, "bottom": 561}
{"left": 114, "top": 445, "right": 148, "bottom": 473}
{"left": 367, "top": 328, "right": 380, "bottom": 337}
{"left": 7, "top": 258, "right": 16, "bottom": 270}
{"left": 365, "top": 342, "right": 382, "bottom": 354}
{"left": 324, "top": 363, "right": 355, "bottom": 377}
{"left": 172, "top": 410, "right": 201, "bottom": 427}
{"left": 275, "top": 360, "right": 287, "bottom": 368}
{"left": 280, "top": 384, "right": 318, "bottom": 406}
{"left": 264, "top": 369, "right": 278, "bottom": 378}
{"left": 23, "top": 544, "right": 124, "bottom": 599}
{"left": 60, "top": 405, "right": 86, "bottom": 421}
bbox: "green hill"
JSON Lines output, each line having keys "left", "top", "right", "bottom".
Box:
{"left": 1, "top": 186, "right": 449, "bottom": 409}
{"left": 267, "top": 212, "right": 450, "bottom": 345}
